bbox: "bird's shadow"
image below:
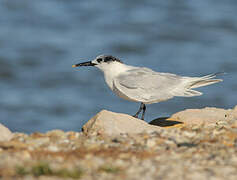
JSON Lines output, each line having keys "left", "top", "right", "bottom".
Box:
{"left": 149, "top": 117, "right": 183, "bottom": 127}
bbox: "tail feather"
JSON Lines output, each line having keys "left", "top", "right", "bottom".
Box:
{"left": 187, "top": 72, "right": 223, "bottom": 92}
{"left": 174, "top": 72, "right": 223, "bottom": 97}
{"left": 190, "top": 79, "right": 222, "bottom": 89}
{"left": 201, "top": 72, "right": 225, "bottom": 79}
{"left": 183, "top": 89, "right": 203, "bottom": 97}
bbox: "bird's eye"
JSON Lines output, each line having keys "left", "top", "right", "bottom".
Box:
{"left": 97, "top": 58, "right": 102, "bottom": 63}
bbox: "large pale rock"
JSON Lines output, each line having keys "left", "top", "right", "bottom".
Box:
{"left": 83, "top": 106, "right": 237, "bottom": 135}
{"left": 0, "top": 123, "right": 13, "bottom": 141}
{"left": 169, "top": 107, "right": 237, "bottom": 126}
{"left": 82, "top": 110, "right": 161, "bottom": 136}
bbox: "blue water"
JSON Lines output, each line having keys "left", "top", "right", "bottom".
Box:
{"left": 0, "top": 0, "right": 236, "bottom": 133}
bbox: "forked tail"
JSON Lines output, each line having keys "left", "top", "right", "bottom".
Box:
{"left": 176, "top": 72, "right": 223, "bottom": 97}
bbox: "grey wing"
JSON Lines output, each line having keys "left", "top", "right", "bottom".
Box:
{"left": 113, "top": 68, "right": 184, "bottom": 104}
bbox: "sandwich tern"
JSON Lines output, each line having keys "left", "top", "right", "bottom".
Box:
{"left": 72, "top": 55, "right": 223, "bottom": 120}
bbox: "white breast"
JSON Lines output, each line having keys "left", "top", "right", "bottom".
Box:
{"left": 96, "top": 62, "right": 133, "bottom": 90}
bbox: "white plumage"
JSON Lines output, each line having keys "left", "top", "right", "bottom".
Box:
{"left": 73, "top": 55, "right": 223, "bottom": 120}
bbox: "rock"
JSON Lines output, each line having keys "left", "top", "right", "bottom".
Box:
{"left": 0, "top": 123, "right": 13, "bottom": 141}
{"left": 169, "top": 107, "right": 235, "bottom": 126}
{"left": 232, "top": 105, "right": 237, "bottom": 119}
{"left": 82, "top": 110, "right": 161, "bottom": 136}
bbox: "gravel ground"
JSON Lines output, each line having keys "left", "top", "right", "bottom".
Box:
{"left": 0, "top": 119, "right": 237, "bottom": 179}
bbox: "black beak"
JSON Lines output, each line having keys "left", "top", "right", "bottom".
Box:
{"left": 72, "top": 61, "right": 96, "bottom": 68}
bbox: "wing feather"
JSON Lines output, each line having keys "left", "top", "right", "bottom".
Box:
{"left": 113, "top": 68, "right": 183, "bottom": 103}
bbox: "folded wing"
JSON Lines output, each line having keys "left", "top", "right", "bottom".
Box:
{"left": 113, "top": 68, "right": 183, "bottom": 104}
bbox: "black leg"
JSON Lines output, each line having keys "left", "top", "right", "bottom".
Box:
{"left": 133, "top": 103, "right": 144, "bottom": 118}
{"left": 133, "top": 103, "right": 146, "bottom": 120}
{"left": 141, "top": 104, "right": 146, "bottom": 120}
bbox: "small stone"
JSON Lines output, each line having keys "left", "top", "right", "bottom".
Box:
{"left": 46, "top": 129, "right": 66, "bottom": 137}
{"left": 216, "top": 120, "right": 228, "bottom": 126}
{"left": 146, "top": 139, "right": 156, "bottom": 148}
{"left": 183, "top": 131, "right": 196, "bottom": 138}
{"left": 48, "top": 145, "right": 59, "bottom": 152}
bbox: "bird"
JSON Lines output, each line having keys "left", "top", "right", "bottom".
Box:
{"left": 72, "top": 54, "right": 223, "bottom": 120}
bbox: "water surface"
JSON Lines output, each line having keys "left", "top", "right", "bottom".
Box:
{"left": 0, "top": 0, "right": 236, "bottom": 133}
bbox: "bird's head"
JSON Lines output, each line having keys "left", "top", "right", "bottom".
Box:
{"left": 72, "top": 55, "right": 123, "bottom": 71}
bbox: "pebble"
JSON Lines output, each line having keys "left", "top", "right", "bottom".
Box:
{"left": 47, "top": 145, "right": 59, "bottom": 152}
{"left": 146, "top": 139, "right": 156, "bottom": 148}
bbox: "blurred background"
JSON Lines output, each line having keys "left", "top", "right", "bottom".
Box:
{"left": 0, "top": 0, "right": 236, "bottom": 133}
